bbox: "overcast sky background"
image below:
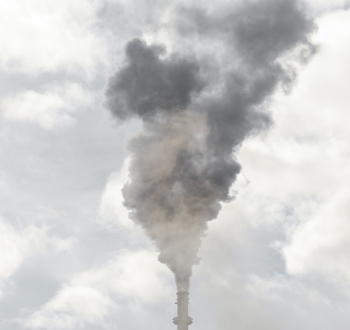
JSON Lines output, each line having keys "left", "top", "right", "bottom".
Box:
{"left": 1, "top": 0, "right": 350, "bottom": 329}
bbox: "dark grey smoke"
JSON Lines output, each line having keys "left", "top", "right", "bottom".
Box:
{"left": 106, "top": 38, "right": 204, "bottom": 120}
{"left": 105, "top": 0, "right": 316, "bottom": 291}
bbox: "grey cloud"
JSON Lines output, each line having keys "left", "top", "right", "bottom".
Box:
{"left": 105, "top": 0, "right": 316, "bottom": 292}
{"left": 105, "top": 38, "right": 204, "bottom": 120}
{"left": 175, "top": 0, "right": 317, "bottom": 148}
{"left": 175, "top": 0, "right": 316, "bottom": 63}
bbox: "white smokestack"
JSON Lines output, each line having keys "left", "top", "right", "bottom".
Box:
{"left": 173, "top": 291, "right": 193, "bottom": 330}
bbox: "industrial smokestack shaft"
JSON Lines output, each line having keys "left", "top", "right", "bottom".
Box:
{"left": 173, "top": 292, "right": 193, "bottom": 330}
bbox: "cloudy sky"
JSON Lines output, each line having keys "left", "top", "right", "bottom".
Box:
{"left": 1, "top": 0, "right": 350, "bottom": 329}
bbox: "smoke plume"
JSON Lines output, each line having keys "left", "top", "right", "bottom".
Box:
{"left": 105, "top": 0, "right": 316, "bottom": 291}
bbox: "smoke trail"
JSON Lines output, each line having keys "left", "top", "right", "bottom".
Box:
{"left": 105, "top": 0, "right": 316, "bottom": 291}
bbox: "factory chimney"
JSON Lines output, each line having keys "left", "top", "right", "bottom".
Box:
{"left": 173, "top": 292, "right": 193, "bottom": 330}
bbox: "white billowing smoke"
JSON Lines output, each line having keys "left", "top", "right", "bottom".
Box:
{"left": 105, "top": 0, "right": 316, "bottom": 291}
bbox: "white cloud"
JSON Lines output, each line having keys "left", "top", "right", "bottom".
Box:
{"left": 0, "top": 217, "right": 74, "bottom": 299}
{"left": 74, "top": 249, "right": 172, "bottom": 303}
{"left": 25, "top": 249, "right": 172, "bottom": 329}
{"left": 306, "top": 0, "right": 350, "bottom": 14}
{"left": 99, "top": 159, "right": 133, "bottom": 229}
{"left": 246, "top": 274, "right": 331, "bottom": 306}
{"left": 0, "top": 0, "right": 106, "bottom": 75}
{"left": 283, "top": 183, "right": 350, "bottom": 280}
{"left": 0, "top": 83, "right": 92, "bottom": 129}
{"left": 0, "top": 219, "right": 31, "bottom": 284}
{"left": 25, "top": 286, "right": 114, "bottom": 330}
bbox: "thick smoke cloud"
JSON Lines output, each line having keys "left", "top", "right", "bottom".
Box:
{"left": 105, "top": 38, "right": 203, "bottom": 120}
{"left": 105, "top": 0, "right": 316, "bottom": 291}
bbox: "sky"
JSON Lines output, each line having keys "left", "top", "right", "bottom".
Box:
{"left": 1, "top": 0, "right": 350, "bottom": 329}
